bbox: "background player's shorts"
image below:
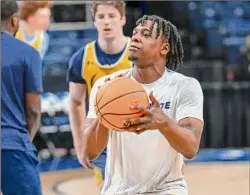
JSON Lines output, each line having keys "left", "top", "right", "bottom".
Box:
{"left": 92, "top": 148, "right": 107, "bottom": 185}
{"left": 1, "top": 150, "right": 42, "bottom": 195}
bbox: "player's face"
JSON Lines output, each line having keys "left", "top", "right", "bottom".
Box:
{"left": 94, "top": 5, "right": 125, "bottom": 40}
{"left": 28, "top": 8, "right": 51, "bottom": 31}
{"left": 129, "top": 20, "right": 169, "bottom": 68}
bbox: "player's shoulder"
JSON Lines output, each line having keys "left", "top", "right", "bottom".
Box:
{"left": 69, "top": 40, "right": 96, "bottom": 62}
{"left": 167, "top": 68, "right": 201, "bottom": 86}
{"left": 69, "top": 46, "right": 86, "bottom": 67}
{"left": 12, "top": 35, "right": 39, "bottom": 55}
{"left": 71, "top": 46, "right": 85, "bottom": 60}
{"left": 10, "top": 37, "right": 41, "bottom": 61}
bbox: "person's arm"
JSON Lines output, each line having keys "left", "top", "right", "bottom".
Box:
{"left": 82, "top": 77, "right": 110, "bottom": 167}
{"left": 67, "top": 48, "right": 89, "bottom": 165}
{"left": 159, "top": 78, "right": 204, "bottom": 158}
{"left": 24, "top": 49, "right": 43, "bottom": 140}
{"left": 25, "top": 93, "right": 41, "bottom": 140}
{"left": 68, "top": 82, "right": 87, "bottom": 152}
{"left": 82, "top": 118, "right": 109, "bottom": 161}
{"left": 158, "top": 117, "right": 203, "bottom": 159}
{"left": 123, "top": 78, "right": 204, "bottom": 159}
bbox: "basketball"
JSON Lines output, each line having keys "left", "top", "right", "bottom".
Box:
{"left": 95, "top": 76, "right": 149, "bottom": 130}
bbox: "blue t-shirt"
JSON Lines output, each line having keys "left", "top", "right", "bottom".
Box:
{"left": 67, "top": 41, "right": 125, "bottom": 83}
{"left": 1, "top": 32, "right": 43, "bottom": 151}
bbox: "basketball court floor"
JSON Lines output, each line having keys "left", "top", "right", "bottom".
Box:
{"left": 41, "top": 162, "right": 249, "bottom": 195}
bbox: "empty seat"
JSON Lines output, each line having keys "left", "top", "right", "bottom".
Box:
{"left": 223, "top": 36, "right": 245, "bottom": 65}
{"left": 187, "top": 2, "right": 203, "bottom": 31}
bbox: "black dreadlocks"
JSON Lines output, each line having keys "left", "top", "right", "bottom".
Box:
{"left": 136, "top": 15, "right": 184, "bottom": 71}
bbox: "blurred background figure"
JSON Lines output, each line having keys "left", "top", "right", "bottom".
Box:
{"left": 16, "top": 1, "right": 53, "bottom": 59}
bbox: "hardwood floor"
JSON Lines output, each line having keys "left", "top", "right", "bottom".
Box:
{"left": 40, "top": 162, "right": 249, "bottom": 195}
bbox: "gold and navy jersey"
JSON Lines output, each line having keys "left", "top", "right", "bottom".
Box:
{"left": 67, "top": 38, "right": 132, "bottom": 99}
{"left": 15, "top": 26, "right": 49, "bottom": 59}
{"left": 15, "top": 27, "right": 43, "bottom": 52}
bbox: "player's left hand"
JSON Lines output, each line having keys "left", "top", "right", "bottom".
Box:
{"left": 122, "top": 91, "right": 167, "bottom": 134}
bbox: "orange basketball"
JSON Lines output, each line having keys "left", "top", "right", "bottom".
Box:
{"left": 95, "top": 77, "right": 149, "bottom": 130}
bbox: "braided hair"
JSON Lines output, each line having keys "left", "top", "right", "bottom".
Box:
{"left": 136, "top": 15, "right": 184, "bottom": 71}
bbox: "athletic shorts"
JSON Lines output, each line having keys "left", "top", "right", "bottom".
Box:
{"left": 1, "top": 150, "right": 42, "bottom": 195}
{"left": 92, "top": 148, "right": 107, "bottom": 185}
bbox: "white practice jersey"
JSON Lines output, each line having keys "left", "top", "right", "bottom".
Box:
{"left": 87, "top": 68, "right": 204, "bottom": 195}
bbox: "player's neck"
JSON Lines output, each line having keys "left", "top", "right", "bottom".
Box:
{"left": 1, "top": 26, "right": 13, "bottom": 36}
{"left": 132, "top": 65, "right": 166, "bottom": 84}
{"left": 1, "top": 21, "right": 14, "bottom": 36}
{"left": 98, "top": 35, "right": 128, "bottom": 54}
{"left": 21, "top": 21, "right": 36, "bottom": 35}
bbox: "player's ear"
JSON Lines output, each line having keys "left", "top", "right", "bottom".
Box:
{"left": 11, "top": 13, "right": 20, "bottom": 35}
{"left": 93, "top": 19, "right": 97, "bottom": 28}
{"left": 121, "top": 15, "right": 126, "bottom": 27}
{"left": 11, "top": 13, "right": 19, "bottom": 28}
{"left": 160, "top": 42, "right": 170, "bottom": 56}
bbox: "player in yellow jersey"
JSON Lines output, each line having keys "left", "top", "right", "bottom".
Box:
{"left": 67, "top": 1, "right": 132, "bottom": 189}
{"left": 15, "top": 1, "right": 53, "bottom": 59}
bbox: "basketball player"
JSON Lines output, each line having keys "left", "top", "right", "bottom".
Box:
{"left": 15, "top": 1, "right": 53, "bottom": 59}
{"left": 1, "top": 1, "right": 43, "bottom": 194}
{"left": 83, "top": 15, "right": 204, "bottom": 195}
{"left": 67, "top": 1, "right": 132, "bottom": 188}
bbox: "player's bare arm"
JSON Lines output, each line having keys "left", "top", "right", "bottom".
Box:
{"left": 82, "top": 118, "right": 109, "bottom": 163}
{"left": 25, "top": 92, "right": 41, "bottom": 141}
{"left": 68, "top": 82, "right": 87, "bottom": 165}
{"left": 123, "top": 91, "right": 204, "bottom": 159}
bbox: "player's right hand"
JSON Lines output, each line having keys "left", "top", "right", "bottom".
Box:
{"left": 75, "top": 144, "right": 94, "bottom": 169}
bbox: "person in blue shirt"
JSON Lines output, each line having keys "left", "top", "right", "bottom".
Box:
{"left": 1, "top": 1, "right": 43, "bottom": 194}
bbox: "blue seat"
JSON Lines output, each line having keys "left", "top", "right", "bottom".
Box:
{"left": 219, "top": 19, "right": 250, "bottom": 37}
{"left": 47, "top": 30, "right": 79, "bottom": 40}
{"left": 223, "top": 36, "right": 245, "bottom": 65}
{"left": 77, "top": 28, "right": 98, "bottom": 40}
{"left": 199, "top": 2, "right": 224, "bottom": 20}
{"left": 52, "top": 116, "right": 69, "bottom": 126}
{"left": 220, "top": 2, "right": 250, "bottom": 20}
{"left": 187, "top": 2, "right": 203, "bottom": 31}
{"left": 43, "top": 54, "right": 70, "bottom": 75}
{"left": 41, "top": 117, "right": 53, "bottom": 126}
{"left": 47, "top": 45, "right": 76, "bottom": 57}
{"left": 202, "top": 19, "right": 223, "bottom": 57}
{"left": 228, "top": 19, "right": 250, "bottom": 36}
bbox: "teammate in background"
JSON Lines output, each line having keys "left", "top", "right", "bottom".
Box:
{"left": 83, "top": 15, "right": 204, "bottom": 195}
{"left": 15, "top": 1, "right": 53, "bottom": 59}
{"left": 1, "top": 1, "right": 43, "bottom": 195}
{"left": 67, "top": 0, "right": 132, "bottom": 188}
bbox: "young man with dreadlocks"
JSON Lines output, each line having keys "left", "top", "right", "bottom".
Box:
{"left": 82, "top": 15, "right": 204, "bottom": 195}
